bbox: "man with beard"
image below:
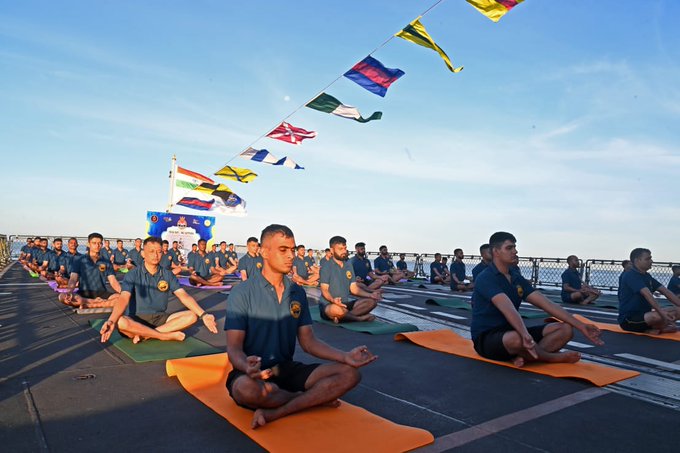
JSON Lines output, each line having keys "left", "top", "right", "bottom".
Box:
{"left": 319, "top": 236, "right": 382, "bottom": 323}
{"left": 349, "top": 242, "right": 386, "bottom": 290}
{"left": 373, "top": 245, "right": 406, "bottom": 284}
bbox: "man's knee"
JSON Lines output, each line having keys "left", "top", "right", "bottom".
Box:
{"left": 550, "top": 322, "right": 574, "bottom": 342}
{"left": 116, "top": 316, "right": 131, "bottom": 330}
{"left": 233, "top": 377, "right": 279, "bottom": 406}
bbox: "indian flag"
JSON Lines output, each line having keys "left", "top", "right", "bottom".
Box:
{"left": 306, "top": 93, "right": 382, "bottom": 123}
{"left": 175, "top": 166, "right": 214, "bottom": 191}
{"left": 172, "top": 166, "right": 215, "bottom": 205}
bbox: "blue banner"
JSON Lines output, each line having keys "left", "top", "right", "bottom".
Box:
{"left": 146, "top": 211, "right": 215, "bottom": 260}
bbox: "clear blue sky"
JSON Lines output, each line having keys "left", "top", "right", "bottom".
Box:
{"left": 2, "top": 1, "right": 679, "bottom": 261}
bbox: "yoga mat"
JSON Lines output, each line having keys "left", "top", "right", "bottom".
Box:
{"left": 310, "top": 309, "right": 418, "bottom": 335}
{"left": 426, "top": 298, "right": 471, "bottom": 310}
{"left": 426, "top": 298, "right": 546, "bottom": 320}
{"left": 590, "top": 300, "right": 619, "bottom": 309}
{"left": 572, "top": 314, "right": 680, "bottom": 342}
{"left": 166, "top": 353, "right": 434, "bottom": 452}
{"left": 178, "top": 277, "right": 232, "bottom": 290}
{"left": 90, "top": 319, "right": 221, "bottom": 363}
{"left": 395, "top": 330, "right": 638, "bottom": 387}
{"left": 47, "top": 281, "right": 78, "bottom": 293}
{"left": 117, "top": 268, "right": 129, "bottom": 274}
{"left": 76, "top": 307, "right": 112, "bottom": 314}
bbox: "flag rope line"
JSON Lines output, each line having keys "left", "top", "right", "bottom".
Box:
{"left": 214, "top": 0, "right": 447, "bottom": 169}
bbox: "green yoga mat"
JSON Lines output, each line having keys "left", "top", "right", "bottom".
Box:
{"left": 590, "top": 300, "right": 619, "bottom": 309}
{"left": 425, "top": 298, "right": 547, "bottom": 319}
{"left": 310, "top": 309, "right": 418, "bottom": 335}
{"left": 90, "top": 319, "right": 221, "bottom": 363}
{"left": 425, "top": 298, "right": 471, "bottom": 310}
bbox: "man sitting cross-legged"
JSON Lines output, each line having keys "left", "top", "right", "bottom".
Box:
{"left": 373, "top": 245, "right": 407, "bottom": 284}
{"left": 292, "top": 244, "right": 319, "bottom": 286}
{"left": 225, "top": 224, "right": 377, "bottom": 429}
{"left": 99, "top": 236, "right": 218, "bottom": 344}
{"left": 59, "top": 232, "right": 122, "bottom": 309}
{"left": 189, "top": 239, "right": 225, "bottom": 287}
{"left": 618, "top": 248, "right": 680, "bottom": 334}
{"left": 319, "top": 236, "right": 382, "bottom": 323}
{"left": 214, "top": 241, "right": 238, "bottom": 277}
{"left": 471, "top": 232, "right": 604, "bottom": 367}
{"left": 561, "top": 255, "right": 601, "bottom": 305}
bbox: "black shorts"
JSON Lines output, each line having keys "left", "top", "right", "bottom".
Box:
{"left": 319, "top": 298, "right": 357, "bottom": 320}
{"left": 129, "top": 312, "right": 170, "bottom": 328}
{"left": 473, "top": 324, "right": 546, "bottom": 361}
{"left": 226, "top": 361, "right": 320, "bottom": 409}
{"left": 619, "top": 312, "right": 650, "bottom": 333}
{"left": 79, "top": 290, "right": 115, "bottom": 300}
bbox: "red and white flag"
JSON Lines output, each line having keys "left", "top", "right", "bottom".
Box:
{"left": 266, "top": 121, "right": 317, "bottom": 145}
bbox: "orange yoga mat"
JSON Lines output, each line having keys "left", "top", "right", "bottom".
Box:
{"left": 395, "top": 330, "right": 638, "bottom": 387}
{"left": 572, "top": 314, "right": 680, "bottom": 342}
{"left": 166, "top": 353, "right": 434, "bottom": 452}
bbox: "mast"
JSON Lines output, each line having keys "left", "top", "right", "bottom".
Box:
{"left": 166, "top": 154, "right": 177, "bottom": 213}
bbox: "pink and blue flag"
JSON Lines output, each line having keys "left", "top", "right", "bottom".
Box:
{"left": 344, "top": 56, "right": 405, "bottom": 97}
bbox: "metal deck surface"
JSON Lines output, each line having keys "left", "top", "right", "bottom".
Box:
{"left": 2, "top": 262, "right": 680, "bottom": 452}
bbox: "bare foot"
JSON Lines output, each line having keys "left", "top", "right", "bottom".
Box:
{"left": 167, "top": 331, "right": 186, "bottom": 341}
{"left": 357, "top": 314, "right": 376, "bottom": 322}
{"left": 132, "top": 335, "right": 142, "bottom": 344}
{"left": 660, "top": 325, "right": 678, "bottom": 334}
{"left": 512, "top": 356, "right": 525, "bottom": 367}
{"left": 251, "top": 409, "right": 269, "bottom": 429}
{"left": 323, "top": 399, "right": 341, "bottom": 408}
{"left": 546, "top": 351, "right": 581, "bottom": 364}
{"left": 332, "top": 317, "right": 340, "bottom": 324}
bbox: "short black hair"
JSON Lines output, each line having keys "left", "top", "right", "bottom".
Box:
{"left": 53, "top": 238, "right": 62, "bottom": 243}
{"left": 672, "top": 264, "right": 680, "bottom": 272}
{"left": 325, "top": 248, "right": 331, "bottom": 252}
{"left": 220, "top": 241, "right": 226, "bottom": 246}
{"left": 355, "top": 242, "right": 366, "bottom": 248}
{"left": 135, "top": 238, "right": 142, "bottom": 241}
{"left": 434, "top": 253, "right": 441, "bottom": 259}
{"left": 247, "top": 236, "right": 259, "bottom": 244}
{"left": 489, "top": 232, "right": 516, "bottom": 250}
{"left": 567, "top": 255, "right": 578, "bottom": 264}
{"left": 479, "top": 244, "right": 490, "bottom": 254}
{"left": 260, "top": 224, "right": 294, "bottom": 244}
{"left": 297, "top": 244, "right": 305, "bottom": 250}
{"left": 630, "top": 248, "right": 651, "bottom": 262}
{"left": 69, "top": 237, "right": 78, "bottom": 242}
{"left": 379, "top": 245, "right": 387, "bottom": 251}
{"left": 172, "top": 240, "right": 178, "bottom": 245}
{"left": 162, "top": 239, "right": 169, "bottom": 245}
{"left": 88, "top": 232, "right": 104, "bottom": 242}
{"left": 192, "top": 243, "right": 197, "bottom": 247}
{"left": 228, "top": 243, "right": 234, "bottom": 246}
{"left": 399, "top": 253, "right": 405, "bottom": 258}
{"left": 117, "top": 239, "right": 123, "bottom": 244}
{"left": 330, "top": 236, "right": 346, "bottom": 247}
{"left": 198, "top": 239, "right": 206, "bottom": 245}
{"left": 454, "top": 248, "right": 462, "bottom": 254}
{"left": 144, "top": 236, "right": 162, "bottom": 247}
{"left": 621, "top": 260, "right": 630, "bottom": 268}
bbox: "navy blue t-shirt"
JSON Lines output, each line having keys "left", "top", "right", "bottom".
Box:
{"left": 430, "top": 261, "right": 445, "bottom": 283}
{"left": 374, "top": 256, "right": 394, "bottom": 273}
{"left": 561, "top": 268, "right": 583, "bottom": 302}
{"left": 450, "top": 261, "right": 466, "bottom": 282}
{"left": 351, "top": 256, "right": 372, "bottom": 281}
{"left": 71, "top": 254, "right": 115, "bottom": 293}
{"left": 396, "top": 259, "right": 408, "bottom": 271}
{"left": 238, "top": 253, "right": 263, "bottom": 279}
{"left": 193, "top": 251, "right": 213, "bottom": 278}
{"left": 159, "top": 251, "right": 174, "bottom": 270}
{"left": 122, "top": 265, "right": 181, "bottom": 315}
{"left": 293, "top": 256, "right": 309, "bottom": 279}
{"left": 668, "top": 275, "right": 680, "bottom": 295}
{"left": 112, "top": 248, "right": 129, "bottom": 265}
{"left": 471, "top": 262, "right": 536, "bottom": 340}
{"left": 618, "top": 268, "right": 662, "bottom": 323}
{"left": 471, "top": 261, "right": 488, "bottom": 281}
{"left": 225, "top": 272, "right": 312, "bottom": 369}
{"left": 128, "top": 248, "right": 144, "bottom": 267}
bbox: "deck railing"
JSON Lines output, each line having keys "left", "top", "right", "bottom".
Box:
{"left": 7, "top": 235, "right": 678, "bottom": 292}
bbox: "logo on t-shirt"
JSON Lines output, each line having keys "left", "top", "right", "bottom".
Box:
{"left": 256, "top": 262, "right": 262, "bottom": 269}
{"left": 365, "top": 262, "right": 370, "bottom": 268}
{"left": 168, "top": 255, "right": 172, "bottom": 261}
{"left": 157, "top": 280, "right": 169, "bottom": 292}
{"left": 122, "top": 251, "right": 127, "bottom": 256}
{"left": 204, "top": 258, "right": 210, "bottom": 264}
{"left": 98, "top": 263, "right": 107, "bottom": 272}
{"left": 346, "top": 271, "right": 352, "bottom": 279}
{"left": 290, "top": 301, "right": 302, "bottom": 318}
{"left": 516, "top": 285, "right": 524, "bottom": 298}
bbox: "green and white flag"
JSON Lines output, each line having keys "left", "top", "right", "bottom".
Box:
{"left": 306, "top": 92, "right": 382, "bottom": 123}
